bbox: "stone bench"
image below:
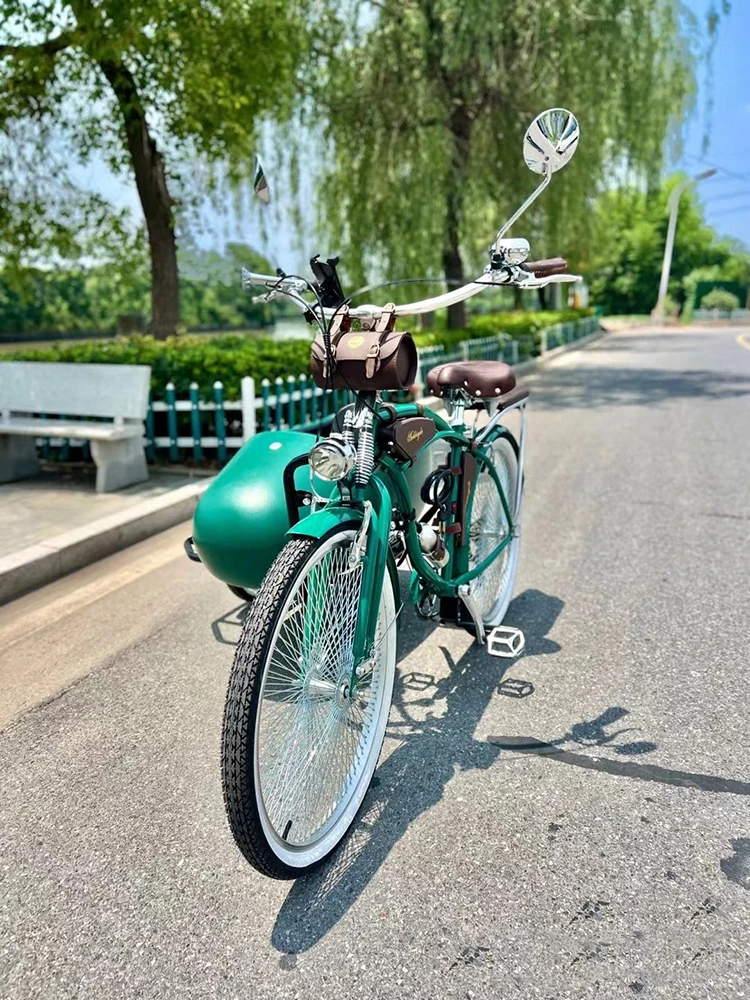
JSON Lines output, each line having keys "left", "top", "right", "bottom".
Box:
{"left": 0, "top": 361, "right": 151, "bottom": 493}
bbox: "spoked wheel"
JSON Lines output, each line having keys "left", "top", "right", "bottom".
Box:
{"left": 221, "top": 528, "right": 397, "bottom": 879}
{"left": 467, "top": 433, "right": 522, "bottom": 628}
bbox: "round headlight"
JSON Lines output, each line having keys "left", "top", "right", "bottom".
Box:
{"left": 309, "top": 438, "right": 356, "bottom": 482}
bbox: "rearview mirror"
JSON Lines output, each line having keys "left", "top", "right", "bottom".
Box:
{"left": 490, "top": 109, "right": 579, "bottom": 248}
{"left": 252, "top": 154, "right": 271, "bottom": 204}
{"left": 524, "top": 109, "right": 580, "bottom": 175}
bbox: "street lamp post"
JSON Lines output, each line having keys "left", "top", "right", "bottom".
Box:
{"left": 652, "top": 168, "right": 717, "bottom": 320}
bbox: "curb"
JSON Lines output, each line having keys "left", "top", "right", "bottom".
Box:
{"left": 513, "top": 326, "right": 606, "bottom": 375}
{"left": 0, "top": 479, "right": 212, "bottom": 606}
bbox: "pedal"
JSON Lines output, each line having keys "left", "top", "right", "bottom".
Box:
{"left": 487, "top": 625, "right": 525, "bottom": 658}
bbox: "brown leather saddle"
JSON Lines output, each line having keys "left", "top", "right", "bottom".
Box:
{"left": 426, "top": 360, "right": 528, "bottom": 409}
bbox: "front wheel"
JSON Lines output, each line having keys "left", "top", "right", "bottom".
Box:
{"left": 221, "top": 528, "right": 397, "bottom": 879}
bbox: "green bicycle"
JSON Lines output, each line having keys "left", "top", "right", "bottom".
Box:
{"left": 191, "top": 108, "right": 582, "bottom": 878}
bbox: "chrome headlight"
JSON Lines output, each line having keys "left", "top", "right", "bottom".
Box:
{"left": 309, "top": 437, "right": 357, "bottom": 482}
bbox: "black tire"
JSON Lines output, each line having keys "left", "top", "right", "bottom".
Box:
{"left": 221, "top": 531, "right": 397, "bottom": 879}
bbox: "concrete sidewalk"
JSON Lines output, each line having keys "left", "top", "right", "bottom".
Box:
{"left": 0, "top": 466, "right": 211, "bottom": 605}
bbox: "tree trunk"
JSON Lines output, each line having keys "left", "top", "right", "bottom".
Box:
{"left": 98, "top": 59, "right": 179, "bottom": 339}
{"left": 443, "top": 230, "right": 465, "bottom": 329}
{"left": 443, "top": 107, "right": 473, "bottom": 330}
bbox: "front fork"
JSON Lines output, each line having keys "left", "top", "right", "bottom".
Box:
{"left": 348, "top": 477, "right": 391, "bottom": 693}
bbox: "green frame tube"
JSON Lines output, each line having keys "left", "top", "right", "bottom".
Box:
{"left": 286, "top": 399, "right": 516, "bottom": 686}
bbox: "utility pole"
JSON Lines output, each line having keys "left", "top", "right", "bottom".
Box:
{"left": 652, "top": 168, "right": 717, "bottom": 320}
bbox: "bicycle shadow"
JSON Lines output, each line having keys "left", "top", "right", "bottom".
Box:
{"left": 270, "top": 587, "right": 564, "bottom": 954}
{"left": 268, "top": 583, "right": 750, "bottom": 954}
{"left": 210, "top": 602, "right": 252, "bottom": 646}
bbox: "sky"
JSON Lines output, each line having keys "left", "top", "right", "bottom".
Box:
{"left": 674, "top": 0, "right": 750, "bottom": 247}
{"left": 72, "top": 0, "right": 750, "bottom": 270}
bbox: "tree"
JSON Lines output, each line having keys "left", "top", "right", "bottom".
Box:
{"left": 178, "top": 242, "right": 277, "bottom": 329}
{"left": 0, "top": 238, "right": 282, "bottom": 335}
{"left": 700, "top": 287, "right": 740, "bottom": 311}
{"left": 0, "top": 150, "right": 153, "bottom": 334}
{"left": 306, "top": 0, "right": 727, "bottom": 327}
{"left": 585, "top": 176, "right": 748, "bottom": 315}
{"left": 1, "top": 1, "right": 307, "bottom": 337}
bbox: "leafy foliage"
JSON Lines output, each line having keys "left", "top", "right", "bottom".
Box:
{"left": 0, "top": 242, "right": 275, "bottom": 335}
{"left": 419, "top": 309, "right": 594, "bottom": 355}
{"left": 301, "top": 0, "right": 722, "bottom": 324}
{"left": 586, "top": 176, "right": 749, "bottom": 315}
{"left": 0, "top": 0, "right": 306, "bottom": 170}
{"left": 700, "top": 287, "right": 741, "bottom": 311}
{"left": 5, "top": 308, "right": 594, "bottom": 398}
{"left": 0, "top": 0, "right": 311, "bottom": 334}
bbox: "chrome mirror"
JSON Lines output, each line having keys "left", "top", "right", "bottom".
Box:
{"left": 252, "top": 154, "right": 271, "bottom": 204}
{"left": 523, "top": 109, "right": 580, "bottom": 175}
{"left": 490, "top": 108, "right": 579, "bottom": 250}
{"left": 493, "top": 238, "right": 530, "bottom": 265}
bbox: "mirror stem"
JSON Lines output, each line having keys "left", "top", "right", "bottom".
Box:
{"left": 493, "top": 169, "right": 551, "bottom": 246}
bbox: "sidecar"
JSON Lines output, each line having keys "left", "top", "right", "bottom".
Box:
{"left": 189, "top": 430, "right": 334, "bottom": 594}
{"left": 188, "top": 423, "right": 442, "bottom": 596}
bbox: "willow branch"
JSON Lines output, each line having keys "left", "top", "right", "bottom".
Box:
{"left": 0, "top": 29, "right": 83, "bottom": 59}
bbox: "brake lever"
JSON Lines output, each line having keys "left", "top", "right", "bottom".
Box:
{"left": 517, "top": 272, "right": 582, "bottom": 288}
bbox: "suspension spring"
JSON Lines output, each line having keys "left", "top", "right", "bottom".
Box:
{"left": 356, "top": 417, "right": 374, "bottom": 485}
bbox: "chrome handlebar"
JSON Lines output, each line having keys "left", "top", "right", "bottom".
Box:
{"left": 241, "top": 261, "right": 581, "bottom": 321}
{"left": 241, "top": 269, "right": 310, "bottom": 295}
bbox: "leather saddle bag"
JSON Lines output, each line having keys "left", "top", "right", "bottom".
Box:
{"left": 310, "top": 304, "right": 418, "bottom": 391}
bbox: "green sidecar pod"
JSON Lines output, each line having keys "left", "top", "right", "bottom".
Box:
{"left": 192, "top": 430, "right": 332, "bottom": 593}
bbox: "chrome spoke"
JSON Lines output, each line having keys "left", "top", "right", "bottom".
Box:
{"left": 255, "top": 536, "right": 391, "bottom": 850}
{"left": 469, "top": 439, "right": 518, "bottom": 622}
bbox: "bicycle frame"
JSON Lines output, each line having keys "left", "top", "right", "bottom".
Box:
{"left": 288, "top": 396, "right": 526, "bottom": 687}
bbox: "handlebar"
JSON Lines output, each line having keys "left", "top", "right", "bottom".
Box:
{"left": 242, "top": 269, "right": 310, "bottom": 294}
{"left": 241, "top": 258, "right": 581, "bottom": 321}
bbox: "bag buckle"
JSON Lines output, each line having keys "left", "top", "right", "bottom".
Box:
{"left": 375, "top": 303, "right": 397, "bottom": 333}
{"left": 365, "top": 342, "right": 381, "bottom": 379}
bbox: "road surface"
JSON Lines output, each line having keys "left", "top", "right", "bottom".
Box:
{"left": 1, "top": 324, "right": 749, "bottom": 999}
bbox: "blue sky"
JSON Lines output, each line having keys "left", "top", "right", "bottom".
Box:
{"left": 75, "top": 1, "right": 750, "bottom": 268}
{"left": 674, "top": 0, "right": 750, "bottom": 247}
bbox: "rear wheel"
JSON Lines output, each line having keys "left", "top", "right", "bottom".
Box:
{"left": 467, "top": 433, "right": 522, "bottom": 628}
{"left": 221, "top": 529, "right": 397, "bottom": 879}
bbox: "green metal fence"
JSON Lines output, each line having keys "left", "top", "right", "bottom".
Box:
{"left": 33, "top": 316, "right": 600, "bottom": 466}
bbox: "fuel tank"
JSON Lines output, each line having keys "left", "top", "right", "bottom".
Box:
{"left": 192, "top": 430, "right": 331, "bottom": 592}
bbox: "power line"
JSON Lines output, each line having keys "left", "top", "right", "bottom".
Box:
{"left": 708, "top": 204, "right": 750, "bottom": 217}
{"left": 703, "top": 189, "right": 750, "bottom": 204}
{"left": 684, "top": 152, "right": 750, "bottom": 185}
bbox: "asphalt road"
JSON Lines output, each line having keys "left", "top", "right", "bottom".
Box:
{"left": 1, "top": 325, "right": 749, "bottom": 1000}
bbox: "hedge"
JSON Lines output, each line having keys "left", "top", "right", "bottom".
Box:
{"left": 5, "top": 308, "right": 594, "bottom": 400}
{"left": 419, "top": 308, "right": 593, "bottom": 349}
